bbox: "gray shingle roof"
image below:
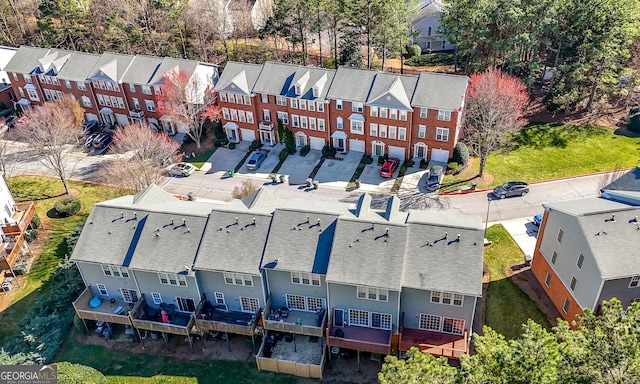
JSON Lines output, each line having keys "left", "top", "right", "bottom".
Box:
{"left": 56, "top": 52, "right": 101, "bottom": 82}
{"left": 602, "top": 167, "right": 640, "bottom": 192}
{"left": 252, "top": 62, "right": 298, "bottom": 96}
{"left": 261, "top": 208, "right": 340, "bottom": 274}
{"left": 285, "top": 67, "right": 336, "bottom": 100}
{"left": 88, "top": 52, "right": 135, "bottom": 82}
{"left": 120, "top": 55, "right": 164, "bottom": 85}
{"left": 148, "top": 57, "right": 199, "bottom": 85}
{"left": 546, "top": 198, "right": 640, "bottom": 279}
{"left": 194, "top": 208, "right": 272, "bottom": 275}
{"left": 326, "top": 67, "right": 377, "bottom": 102}
{"left": 367, "top": 73, "right": 417, "bottom": 110}
{"left": 412, "top": 71, "right": 469, "bottom": 110}
{"left": 215, "top": 61, "right": 263, "bottom": 95}
{"left": 403, "top": 210, "right": 484, "bottom": 296}
{"left": 4, "top": 46, "right": 51, "bottom": 73}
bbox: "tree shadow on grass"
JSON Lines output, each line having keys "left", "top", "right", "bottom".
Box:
{"left": 511, "top": 123, "right": 609, "bottom": 150}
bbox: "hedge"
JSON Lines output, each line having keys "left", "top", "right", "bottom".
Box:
{"left": 57, "top": 362, "right": 107, "bottom": 384}
{"left": 54, "top": 197, "right": 81, "bottom": 217}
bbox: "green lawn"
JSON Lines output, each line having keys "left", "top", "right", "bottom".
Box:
{"left": 484, "top": 225, "right": 551, "bottom": 339}
{"left": 446, "top": 123, "right": 640, "bottom": 188}
{"left": 0, "top": 177, "right": 127, "bottom": 343}
{"left": 184, "top": 147, "right": 216, "bottom": 169}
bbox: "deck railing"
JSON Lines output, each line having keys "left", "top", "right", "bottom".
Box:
{"left": 1, "top": 202, "right": 36, "bottom": 237}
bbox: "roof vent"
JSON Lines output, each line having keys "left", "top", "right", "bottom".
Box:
{"left": 186, "top": 228, "right": 190, "bottom": 233}
{"left": 235, "top": 217, "right": 239, "bottom": 225}
{"left": 171, "top": 218, "right": 174, "bottom": 225}
{"left": 444, "top": 232, "right": 448, "bottom": 239}
{"left": 134, "top": 212, "right": 137, "bottom": 220}
{"left": 632, "top": 216, "right": 639, "bottom": 223}
{"left": 253, "top": 218, "right": 256, "bottom": 225}
{"left": 183, "top": 218, "right": 186, "bottom": 226}
{"left": 306, "top": 215, "right": 310, "bottom": 223}
{"left": 121, "top": 212, "right": 124, "bottom": 219}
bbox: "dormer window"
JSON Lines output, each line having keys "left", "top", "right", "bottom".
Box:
{"left": 312, "top": 86, "right": 319, "bottom": 98}
{"left": 294, "top": 84, "right": 301, "bottom": 95}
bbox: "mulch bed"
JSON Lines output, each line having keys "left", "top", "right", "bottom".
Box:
{"left": 506, "top": 264, "right": 562, "bottom": 327}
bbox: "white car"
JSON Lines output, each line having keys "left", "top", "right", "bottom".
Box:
{"left": 167, "top": 162, "right": 196, "bottom": 177}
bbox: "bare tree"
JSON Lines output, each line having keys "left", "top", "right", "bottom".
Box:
{"left": 232, "top": 178, "right": 259, "bottom": 199}
{"left": 463, "top": 68, "right": 529, "bottom": 177}
{"left": 103, "top": 122, "right": 181, "bottom": 191}
{"left": 157, "top": 69, "right": 220, "bottom": 149}
{"left": 14, "top": 96, "right": 82, "bottom": 194}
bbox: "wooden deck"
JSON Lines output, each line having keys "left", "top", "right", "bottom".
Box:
{"left": 399, "top": 328, "right": 469, "bottom": 359}
{"left": 0, "top": 234, "right": 25, "bottom": 270}
{"left": 130, "top": 294, "right": 195, "bottom": 336}
{"left": 326, "top": 325, "right": 392, "bottom": 355}
{"left": 263, "top": 309, "right": 327, "bottom": 337}
{"left": 72, "top": 288, "right": 137, "bottom": 325}
{"left": 195, "top": 310, "right": 258, "bottom": 336}
{"left": 1, "top": 202, "right": 35, "bottom": 237}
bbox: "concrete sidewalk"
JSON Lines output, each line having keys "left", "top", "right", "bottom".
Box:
{"left": 497, "top": 218, "right": 540, "bottom": 258}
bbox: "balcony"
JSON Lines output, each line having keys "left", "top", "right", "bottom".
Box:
{"left": 326, "top": 325, "right": 392, "bottom": 355}
{"left": 0, "top": 234, "right": 26, "bottom": 270}
{"left": 130, "top": 294, "right": 196, "bottom": 337}
{"left": 194, "top": 294, "right": 259, "bottom": 336}
{"left": 72, "top": 288, "right": 141, "bottom": 325}
{"left": 1, "top": 202, "right": 36, "bottom": 237}
{"left": 399, "top": 327, "right": 469, "bottom": 359}
{"left": 129, "top": 109, "right": 145, "bottom": 119}
{"left": 262, "top": 296, "right": 327, "bottom": 337}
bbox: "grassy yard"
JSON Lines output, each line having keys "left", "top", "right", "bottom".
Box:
{"left": 0, "top": 177, "right": 127, "bottom": 343}
{"left": 184, "top": 147, "right": 216, "bottom": 169}
{"left": 484, "top": 224, "right": 551, "bottom": 339}
{"left": 446, "top": 123, "right": 640, "bottom": 188}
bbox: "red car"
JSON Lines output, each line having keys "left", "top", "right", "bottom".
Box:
{"left": 380, "top": 157, "right": 400, "bottom": 178}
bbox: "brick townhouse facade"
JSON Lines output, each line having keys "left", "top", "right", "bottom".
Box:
{"left": 3, "top": 46, "right": 218, "bottom": 134}
{"left": 217, "top": 61, "right": 469, "bottom": 162}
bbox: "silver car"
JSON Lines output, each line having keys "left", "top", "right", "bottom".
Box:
{"left": 246, "top": 150, "right": 267, "bottom": 171}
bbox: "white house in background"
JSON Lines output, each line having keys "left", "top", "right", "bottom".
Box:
{"left": 410, "top": 0, "right": 455, "bottom": 53}
{"left": 251, "top": 0, "right": 274, "bottom": 30}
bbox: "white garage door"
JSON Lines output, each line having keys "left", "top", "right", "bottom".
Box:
{"left": 388, "top": 145, "right": 405, "bottom": 161}
{"left": 431, "top": 149, "right": 450, "bottom": 162}
{"left": 349, "top": 139, "right": 365, "bottom": 153}
{"left": 309, "top": 136, "right": 325, "bottom": 150}
{"left": 115, "top": 114, "right": 129, "bottom": 126}
{"left": 85, "top": 113, "right": 98, "bottom": 123}
{"left": 240, "top": 128, "right": 255, "bottom": 142}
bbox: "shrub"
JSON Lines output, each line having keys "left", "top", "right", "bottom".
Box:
{"left": 287, "top": 145, "right": 296, "bottom": 154}
{"left": 403, "top": 159, "right": 415, "bottom": 168}
{"left": 406, "top": 44, "right": 422, "bottom": 58}
{"left": 377, "top": 154, "right": 388, "bottom": 165}
{"left": 419, "top": 159, "right": 428, "bottom": 169}
{"left": 362, "top": 155, "right": 373, "bottom": 164}
{"left": 322, "top": 145, "right": 337, "bottom": 158}
{"left": 248, "top": 139, "right": 262, "bottom": 151}
{"left": 213, "top": 120, "right": 226, "bottom": 140}
{"left": 399, "top": 165, "right": 408, "bottom": 175}
{"left": 279, "top": 148, "right": 290, "bottom": 161}
{"left": 453, "top": 142, "right": 470, "bottom": 166}
{"left": 447, "top": 161, "right": 458, "bottom": 174}
{"left": 228, "top": 142, "right": 236, "bottom": 150}
{"left": 405, "top": 53, "right": 455, "bottom": 67}
{"left": 628, "top": 114, "right": 640, "bottom": 133}
{"left": 57, "top": 362, "right": 107, "bottom": 384}
{"left": 300, "top": 145, "right": 311, "bottom": 156}
{"left": 24, "top": 229, "right": 37, "bottom": 243}
{"left": 232, "top": 179, "right": 259, "bottom": 199}
{"left": 30, "top": 212, "right": 41, "bottom": 229}
{"left": 54, "top": 197, "right": 81, "bottom": 217}
{"left": 213, "top": 138, "right": 228, "bottom": 148}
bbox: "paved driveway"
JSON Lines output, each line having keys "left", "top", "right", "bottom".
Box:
{"left": 500, "top": 218, "right": 540, "bottom": 258}
{"left": 278, "top": 149, "right": 323, "bottom": 185}
{"left": 314, "top": 151, "right": 362, "bottom": 188}
{"left": 206, "top": 141, "right": 250, "bottom": 174}
{"left": 358, "top": 163, "right": 397, "bottom": 192}
{"left": 238, "top": 145, "right": 281, "bottom": 178}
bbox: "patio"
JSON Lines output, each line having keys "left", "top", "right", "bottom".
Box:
{"left": 326, "top": 325, "right": 392, "bottom": 355}
{"left": 256, "top": 331, "right": 327, "bottom": 379}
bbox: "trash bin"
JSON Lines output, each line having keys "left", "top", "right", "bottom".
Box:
{"left": 306, "top": 178, "right": 313, "bottom": 187}
{"left": 279, "top": 174, "right": 286, "bottom": 183}
{"left": 270, "top": 173, "right": 278, "bottom": 182}
{"left": 355, "top": 179, "right": 361, "bottom": 188}
{"left": 186, "top": 192, "right": 195, "bottom": 201}
{"left": 228, "top": 169, "right": 235, "bottom": 177}
{"left": 312, "top": 180, "right": 319, "bottom": 189}
{"left": 470, "top": 182, "right": 477, "bottom": 190}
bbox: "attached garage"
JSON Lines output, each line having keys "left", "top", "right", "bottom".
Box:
{"left": 309, "top": 136, "right": 325, "bottom": 150}
{"left": 430, "top": 148, "right": 450, "bottom": 163}
{"left": 85, "top": 113, "right": 98, "bottom": 123}
{"left": 240, "top": 128, "right": 255, "bottom": 142}
{"left": 115, "top": 114, "right": 129, "bottom": 126}
{"left": 388, "top": 145, "right": 406, "bottom": 161}
{"left": 349, "top": 139, "right": 365, "bottom": 153}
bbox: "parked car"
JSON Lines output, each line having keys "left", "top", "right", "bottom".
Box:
{"left": 425, "top": 165, "right": 444, "bottom": 192}
{"left": 533, "top": 213, "right": 543, "bottom": 226}
{"left": 380, "top": 157, "right": 400, "bottom": 178}
{"left": 4, "top": 115, "right": 15, "bottom": 128}
{"left": 84, "top": 133, "right": 100, "bottom": 148}
{"left": 493, "top": 181, "right": 529, "bottom": 199}
{"left": 246, "top": 150, "right": 268, "bottom": 171}
{"left": 92, "top": 132, "right": 113, "bottom": 149}
{"left": 167, "top": 162, "right": 196, "bottom": 177}
{"left": 82, "top": 120, "right": 100, "bottom": 135}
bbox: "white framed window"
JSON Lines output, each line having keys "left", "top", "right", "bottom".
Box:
{"left": 435, "top": 127, "right": 449, "bottom": 141}
{"left": 390, "top": 109, "right": 398, "bottom": 120}
{"left": 427, "top": 26, "right": 432, "bottom": 36}
{"left": 240, "top": 297, "right": 260, "bottom": 313}
{"left": 121, "top": 288, "right": 138, "bottom": 303}
{"left": 132, "top": 98, "right": 140, "bottom": 109}
{"left": 176, "top": 297, "right": 196, "bottom": 312}
{"left": 306, "top": 297, "right": 324, "bottom": 312}
{"left": 65, "top": 80, "right": 71, "bottom": 88}
{"left": 291, "top": 272, "right": 321, "bottom": 286}
{"left": 437, "top": 110, "right": 452, "bottom": 121}
{"left": 230, "top": 109, "right": 238, "bottom": 121}
{"left": 336, "top": 117, "right": 344, "bottom": 129}
{"left": 223, "top": 272, "right": 253, "bottom": 286}
{"left": 27, "top": 89, "right": 39, "bottom": 101}
{"left": 399, "top": 110, "right": 407, "bottom": 121}
{"left": 96, "top": 283, "right": 108, "bottom": 296}
{"left": 299, "top": 100, "right": 307, "bottom": 110}
{"left": 105, "top": 81, "right": 113, "bottom": 91}
{"left": 151, "top": 292, "right": 162, "bottom": 304}
{"left": 348, "top": 309, "right": 369, "bottom": 327}
{"left": 234, "top": 94, "right": 242, "bottom": 104}
{"left": 145, "top": 100, "right": 156, "bottom": 112}
{"left": 97, "top": 94, "right": 105, "bottom": 106}
{"left": 81, "top": 96, "right": 92, "bottom": 108}
{"left": 317, "top": 103, "right": 325, "bottom": 112}
{"left": 352, "top": 102, "right": 364, "bottom": 112}
{"left": 442, "top": 317, "right": 464, "bottom": 335}
{"left": 431, "top": 291, "right": 463, "bottom": 306}
{"left": 309, "top": 117, "right": 317, "bottom": 130}
{"left": 18, "top": 87, "right": 24, "bottom": 98}
{"left": 357, "top": 286, "right": 388, "bottom": 301}
{"left": 379, "top": 125, "right": 387, "bottom": 138}
{"left": 318, "top": 119, "right": 325, "bottom": 131}
{"left": 557, "top": 228, "right": 564, "bottom": 243}
{"left": 335, "top": 100, "right": 343, "bottom": 110}
{"left": 388, "top": 126, "right": 396, "bottom": 140}
{"left": 544, "top": 273, "right": 551, "bottom": 287}
{"left": 577, "top": 253, "right": 584, "bottom": 269}
{"left": 141, "top": 85, "right": 152, "bottom": 95}
{"left": 301, "top": 116, "right": 308, "bottom": 129}
{"left": 562, "top": 298, "right": 569, "bottom": 313}
{"left": 43, "top": 89, "right": 51, "bottom": 101}
{"left": 308, "top": 101, "right": 315, "bottom": 111}
{"left": 570, "top": 277, "right": 577, "bottom": 291}
{"left": 263, "top": 109, "right": 271, "bottom": 122}
{"left": 292, "top": 115, "right": 299, "bottom": 127}
{"left": 222, "top": 107, "right": 230, "bottom": 120}
{"left": 419, "top": 314, "right": 441, "bottom": 331}
{"left": 398, "top": 127, "right": 406, "bottom": 141}
{"left": 23, "top": 74, "right": 32, "bottom": 83}
{"left": 286, "top": 294, "right": 306, "bottom": 310}
{"left": 276, "top": 96, "right": 286, "bottom": 106}
{"left": 238, "top": 110, "right": 246, "bottom": 123}
{"left": 129, "top": 83, "right": 136, "bottom": 93}
{"left": 102, "top": 265, "right": 130, "bottom": 278}
{"left": 371, "top": 312, "right": 392, "bottom": 330}
{"left": 277, "top": 111, "right": 288, "bottom": 124}
{"left": 380, "top": 108, "right": 388, "bottom": 118}
{"left": 12, "top": 73, "right": 17, "bottom": 81}
{"left": 630, "top": 276, "right": 640, "bottom": 288}
{"left": 261, "top": 93, "right": 268, "bottom": 103}
{"left": 370, "top": 106, "right": 378, "bottom": 117}
{"left": 420, "top": 107, "right": 428, "bottom": 118}
{"left": 290, "top": 98, "right": 298, "bottom": 108}
{"left": 214, "top": 292, "right": 225, "bottom": 305}
{"left": 350, "top": 119, "right": 364, "bottom": 134}
{"left": 243, "top": 95, "right": 251, "bottom": 105}
{"left": 294, "top": 84, "right": 301, "bottom": 95}
{"left": 77, "top": 82, "right": 87, "bottom": 91}
{"left": 552, "top": 250, "right": 558, "bottom": 264}
{"left": 418, "top": 125, "right": 427, "bottom": 138}
{"left": 247, "top": 111, "right": 254, "bottom": 124}
{"left": 219, "top": 92, "right": 227, "bottom": 102}
{"left": 113, "top": 83, "right": 120, "bottom": 92}
{"left": 158, "top": 273, "right": 187, "bottom": 287}
{"left": 370, "top": 123, "right": 378, "bottom": 137}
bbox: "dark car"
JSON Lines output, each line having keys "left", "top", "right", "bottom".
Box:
{"left": 380, "top": 157, "right": 400, "bottom": 178}
{"left": 425, "top": 165, "right": 444, "bottom": 192}
{"left": 246, "top": 150, "right": 268, "bottom": 171}
{"left": 493, "top": 181, "right": 529, "bottom": 199}
{"left": 4, "top": 115, "right": 16, "bottom": 128}
{"left": 92, "top": 132, "right": 113, "bottom": 149}
{"left": 84, "top": 133, "right": 100, "bottom": 148}
{"left": 82, "top": 120, "right": 100, "bottom": 135}
{"left": 533, "top": 214, "right": 543, "bottom": 226}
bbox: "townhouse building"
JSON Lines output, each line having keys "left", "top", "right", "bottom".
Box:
{"left": 216, "top": 61, "right": 468, "bottom": 163}
{"left": 531, "top": 198, "right": 640, "bottom": 324}
{"left": 3, "top": 46, "right": 218, "bottom": 132}
{"left": 71, "top": 185, "right": 483, "bottom": 378}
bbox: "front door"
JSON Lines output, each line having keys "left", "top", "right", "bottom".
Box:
{"left": 121, "top": 288, "right": 138, "bottom": 303}
{"left": 260, "top": 130, "right": 272, "bottom": 145}
{"left": 334, "top": 138, "right": 345, "bottom": 151}
{"left": 176, "top": 297, "right": 196, "bottom": 312}
{"left": 296, "top": 134, "right": 306, "bottom": 147}
{"left": 101, "top": 113, "right": 115, "bottom": 126}
{"left": 415, "top": 144, "right": 427, "bottom": 159}
{"left": 227, "top": 128, "right": 238, "bottom": 142}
